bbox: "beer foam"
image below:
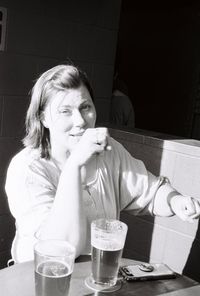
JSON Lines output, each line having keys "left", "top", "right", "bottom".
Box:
{"left": 91, "top": 238, "right": 123, "bottom": 251}
{"left": 36, "top": 260, "right": 71, "bottom": 278}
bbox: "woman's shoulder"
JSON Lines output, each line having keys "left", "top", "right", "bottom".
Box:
{"left": 8, "top": 147, "right": 42, "bottom": 171}
{"left": 107, "top": 137, "right": 138, "bottom": 162}
{"left": 101, "top": 137, "right": 127, "bottom": 165}
{"left": 108, "top": 137, "right": 126, "bottom": 153}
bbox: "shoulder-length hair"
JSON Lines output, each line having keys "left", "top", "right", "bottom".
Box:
{"left": 23, "top": 64, "right": 94, "bottom": 159}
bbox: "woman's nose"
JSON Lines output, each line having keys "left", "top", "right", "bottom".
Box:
{"left": 72, "top": 110, "right": 85, "bottom": 127}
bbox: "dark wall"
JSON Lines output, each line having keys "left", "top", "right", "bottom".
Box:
{"left": 0, "top": 0, "right": 121, "bottom": 268}
{"left": 115, "top": 1, "right": 200, "bottom": 138}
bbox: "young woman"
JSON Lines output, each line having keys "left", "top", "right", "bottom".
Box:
{"left": 5, "top": 64, "right": 200, "bottom": 263}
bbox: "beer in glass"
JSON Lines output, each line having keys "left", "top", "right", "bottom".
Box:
{"left": 34, "top": 239, "right": 75, "bottom": 296}
{"left": 86, "top": 218, "right": 128, "bottom": 292}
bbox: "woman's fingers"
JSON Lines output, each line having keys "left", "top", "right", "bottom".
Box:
{"left": 170, "top": 195, "right": 200, "bottom": 222}
{"left": 69, "top": 127, "right": 111, "bottom": 167}
{"left": 95, "top": 127, "right": 112, "bottom": 151}
{"left": 180, "top": 197, "right": 200, "bottom": 222}
{"left": 184, "top": 198, "right": 197, "bottom": 216}
{"left": 187, "top": 198, "right": 200, "bottom": 219}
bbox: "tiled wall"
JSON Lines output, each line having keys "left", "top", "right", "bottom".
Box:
{"left": 0, "top": 0, "right": 121, "bottom": 268}
{"left": 109, "top": 128, "right": 200, "bottom": 282}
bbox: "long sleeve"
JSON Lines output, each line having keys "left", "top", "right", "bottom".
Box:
{"left": 5, "top": 148, "right": 57, "bottom": 262}
{"left": 108, "top": 138, "right": 175, "bottom": 216}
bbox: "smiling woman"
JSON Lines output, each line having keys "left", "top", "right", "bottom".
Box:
{"left": 41, "top": 86, "right": 97, "bottom": 163}
{"left": 23, "top": 64, "right": 95, "bottom": 159}
{"left": 4, "top": 63, "right": 200, "bottom": 264}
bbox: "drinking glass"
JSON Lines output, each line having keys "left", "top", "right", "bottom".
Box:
{"left": 34, "top": 239, "right": 75, "bottom": 296}
{"left": 85, "top": 218, "right": 128, "bottom": 292}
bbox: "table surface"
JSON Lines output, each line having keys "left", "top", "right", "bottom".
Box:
{"left": 0, "top": 256, "right": 199, "bottom": 296}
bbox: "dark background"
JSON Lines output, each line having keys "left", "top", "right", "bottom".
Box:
{"left": 115, "top": 0, "right": 200, "bottom": 139}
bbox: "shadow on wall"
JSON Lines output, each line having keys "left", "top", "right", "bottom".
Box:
{"left": 0, "top": 183, "right": 15, "bottom": 269}
{"left": 108, "top": 128, "right": 164, "bottom": 263}
{"left": 121, "top": 212, "right": 155, "bottom": 262}
{"left": 183, "top": 219, "right": 200, "bottom": 283}
{"left": 109, "top": 127, "right": 200, "bottom": 283}
{"left": 0, "top": 139, "right": 23, "bottom": 269}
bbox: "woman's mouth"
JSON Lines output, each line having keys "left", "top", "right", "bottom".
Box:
{"left": 70, "top": 130, "right": 86, "bottom": 139}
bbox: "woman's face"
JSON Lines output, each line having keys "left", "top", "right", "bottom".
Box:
{"left": 42, "top": 84, "right": 96, "bottom": 154}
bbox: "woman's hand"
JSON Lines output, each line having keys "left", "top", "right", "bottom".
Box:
{"left": 69, "top": 127, "right": 111, "bottom": 167}
{"left": 169, "top": 195, "right": 200, "bottom": 222}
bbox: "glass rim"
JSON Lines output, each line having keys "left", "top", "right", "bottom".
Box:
{"left": 34, "top": 239, "right": 75, "bottom": 258}
{"left": 91, "top": 218, "right": 128, "bottom": 232}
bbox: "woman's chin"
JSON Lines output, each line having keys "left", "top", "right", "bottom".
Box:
{"left": 66, "top": 136, "right": 81, "bottom": 152}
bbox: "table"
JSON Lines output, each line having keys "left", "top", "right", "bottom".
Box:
{"left": 0, "top": 256, "right": 199, "bottom": 296}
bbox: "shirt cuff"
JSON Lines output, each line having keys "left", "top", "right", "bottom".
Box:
{"left": 153, "top": 177, "right": 180, "bottom": 216}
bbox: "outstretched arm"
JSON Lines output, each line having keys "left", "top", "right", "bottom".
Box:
{"left": 153, "top": 181, "right": 200, "bottom": 222}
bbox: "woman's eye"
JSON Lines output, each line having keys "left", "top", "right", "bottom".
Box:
{"left": 81, "top": 105, "right": 91, "bottom": 111}
{"left": 59, "top": 109, "right": 72, "bottom": 115}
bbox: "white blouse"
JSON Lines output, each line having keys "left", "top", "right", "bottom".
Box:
{"left": 5, "top": 137, "right": 168, "bottom": 263}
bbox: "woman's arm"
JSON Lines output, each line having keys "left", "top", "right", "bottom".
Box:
{"left": 110, "top": 138, "right": 200, "bottom": 222}
{"left": 38, "top": 157, "right": 87, "bottom": 257}
{"left": 153, "top": 179, "right": 200, "bottom": 222}
{"left": 36, "top": 127, "right": 111, "bottom": 257}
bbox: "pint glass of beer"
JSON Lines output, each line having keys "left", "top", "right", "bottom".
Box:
{"left": 86, "top": 218, "right": 128, "bottom": 292}
{"left": 34, "top": 239, "right": 75, "bottom": 296}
